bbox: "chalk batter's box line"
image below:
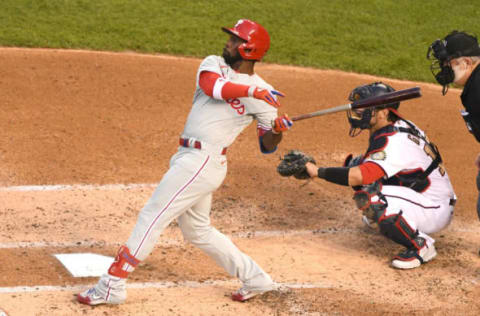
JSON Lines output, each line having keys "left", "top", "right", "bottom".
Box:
{"left": 0, "top": 279, "right": 333, "bottom": 294}
{"left": 0, "top": 228, "right": 362, "bottom": 249}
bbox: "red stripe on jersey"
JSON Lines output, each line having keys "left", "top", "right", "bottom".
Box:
{"left": 199, "top": 71, "right": 249, "bottom": 99}
{"left": 359, "top": 161, "right": 386, "bottom": 185}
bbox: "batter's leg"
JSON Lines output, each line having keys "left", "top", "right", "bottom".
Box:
{"left": 177, "top": 194, "right": 274, "bottom": 296}
{"left": 77, "top": 150, "right": 225, "bottom": 306}
{"left": 125, "top": 150, "right": 225, "bottom": 263}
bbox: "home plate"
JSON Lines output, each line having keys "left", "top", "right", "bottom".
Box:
{"left": 54, "top": 253, "right": 114, "bottom": 277}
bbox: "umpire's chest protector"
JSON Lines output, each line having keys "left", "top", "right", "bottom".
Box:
{"left": 461, "top": 64, "right": 480, "bottom": 142}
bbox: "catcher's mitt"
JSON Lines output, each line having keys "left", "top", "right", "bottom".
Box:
{"left": 277, "top": 150, "right": 316, "bottom": 180}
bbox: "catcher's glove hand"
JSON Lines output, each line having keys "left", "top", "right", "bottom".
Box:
{"left": 277, "top": 150, "right": 316, "bottom": 180}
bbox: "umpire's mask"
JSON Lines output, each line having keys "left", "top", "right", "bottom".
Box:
{"left": 347, "top": 82, "right": 399, "bottom": 137}
{"left": 427, "top": 30, "right": 480, "bottom": 95}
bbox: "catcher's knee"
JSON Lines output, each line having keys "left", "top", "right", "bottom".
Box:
{"left": 378, "top": 211, "right": 421, "bottom": 249}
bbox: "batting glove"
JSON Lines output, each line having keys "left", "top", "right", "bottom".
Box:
{"left": 272, "top": 114, "right": 293, "bottom": 134}
{"left": 248, "top": 85, "right": 285, "bottom": 107}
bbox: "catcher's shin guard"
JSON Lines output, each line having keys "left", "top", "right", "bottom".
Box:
{"left": 108, "top": 246, "right": 140, "bottom": 278}
{"left": 378, "top": 211, "right": 422, "bottom": 249}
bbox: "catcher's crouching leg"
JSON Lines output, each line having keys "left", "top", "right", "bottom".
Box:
{"left": 377, "top": 211, "right": 437, "bottom": 269}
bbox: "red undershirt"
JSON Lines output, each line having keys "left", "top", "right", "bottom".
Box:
{"left": 199, "top": 71, "right": 250, "bottom": 99}
{"left": 358, "top": 162, "right": 386, "bottom": 185}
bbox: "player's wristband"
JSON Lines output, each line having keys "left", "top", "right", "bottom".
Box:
{"left": 317, "top": 167, "right": 349, "bottom": 186}
{"left": 247, "top": 85, "right": 257, "bottom": 97}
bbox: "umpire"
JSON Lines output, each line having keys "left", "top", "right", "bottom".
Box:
{"left": 427, "top": 30, "right": 480, "bottom": 219}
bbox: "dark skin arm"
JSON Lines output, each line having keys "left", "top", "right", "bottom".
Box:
{"left": 261, "top": 130, "right": 283, "bottom": 151}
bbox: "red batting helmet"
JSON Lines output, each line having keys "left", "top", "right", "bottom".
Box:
{"left": 222, "top": 19, "right": 270, "bottom": 61}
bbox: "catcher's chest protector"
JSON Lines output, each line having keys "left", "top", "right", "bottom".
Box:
{"left": 365, "top": 122, "right": 442, "bottom": 193}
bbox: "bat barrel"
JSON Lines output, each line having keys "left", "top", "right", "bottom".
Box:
{"left": 290, "top": 87, "right": 422, "bottom": 122}
{"left": 352, "top": 87, "right": 421, "bottom": 109}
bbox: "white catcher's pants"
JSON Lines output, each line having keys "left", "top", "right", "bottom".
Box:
{"left": 381, "top": 185, "right": 454, "bottom": 246}
{"left": 125, "top": 146, "right": 273, "bottom": 289}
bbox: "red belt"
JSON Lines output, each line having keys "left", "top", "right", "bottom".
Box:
{"left": 179, "top": 138, "right": 227, "bottom": 155}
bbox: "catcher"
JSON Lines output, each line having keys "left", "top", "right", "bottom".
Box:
{"left": 278, "top": 82, "right": 456, "bottom": 269}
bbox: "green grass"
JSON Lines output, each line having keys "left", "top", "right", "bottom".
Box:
{"left": 0, "top": 0, "right": 479, "bottom": 82}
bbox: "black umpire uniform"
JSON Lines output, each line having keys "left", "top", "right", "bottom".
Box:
{"left": 428, "top": 30, "right": 480, "bottom": 219}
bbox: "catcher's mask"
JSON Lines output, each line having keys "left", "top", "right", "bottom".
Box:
{"left": 222, "top": 19, "right": 270, "bottom": 61}
{"left": 353, "top": 181, "right": 387, "bottom": 224}
{"left": 347, "top": 82, "right": 399, "bottom": 137}
{"left": 427, "top": 30, "right": 480, "bottom": 95}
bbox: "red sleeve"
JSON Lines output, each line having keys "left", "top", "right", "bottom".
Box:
{"left": 222, "top": 82, "right": 249, "bottom": 99}
{"left": 199, "top": 71, "right": 250, "bottom": 99}
{"left": 358, "top": 162, "right": 386, "bottom": 185}
{"left": 199, "top": 71, "right": 219, "bottom": 97}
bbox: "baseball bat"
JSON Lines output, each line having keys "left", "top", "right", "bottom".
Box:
{"left": 291, "top": 87, "right": 421, "bottom": 122}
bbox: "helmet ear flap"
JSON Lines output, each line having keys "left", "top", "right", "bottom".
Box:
{"left": 238, "top": 42, "right": 259, "bottom": 60}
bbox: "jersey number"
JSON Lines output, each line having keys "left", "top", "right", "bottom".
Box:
{"left": 227, "top": 98, "right": 245, "bottom": 115}
{"left": 423, "top": 143, "right": 446, "bottom": 176}
{"left": 409, "top": 134, "right": 446, "bottom": 176}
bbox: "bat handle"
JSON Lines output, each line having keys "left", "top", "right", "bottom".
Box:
{"left": 291, "top": 103, "right": 352, "bottom": 121}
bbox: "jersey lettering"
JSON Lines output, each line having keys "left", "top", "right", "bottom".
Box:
{"left": 407, "top": 134, "right": 420, "bottom": 145}
{"left": 226, "top": 98, "right": 245, "bottom": 115}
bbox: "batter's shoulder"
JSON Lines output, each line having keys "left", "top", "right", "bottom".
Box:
{"left": 200, "top": 55, "right": 225, "bottom": 67}
{"left": 197, "top": 55, "right": 229, "bottom": 78}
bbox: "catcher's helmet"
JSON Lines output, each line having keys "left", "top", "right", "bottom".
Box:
{"left": 347, "top": 82, "right": 399, "bottom": 137}
{"left": 222, "top": 19, "right": 270, "bottom": 61}
{"left": 348, "top": 82, "right": 399, "bottom": 110}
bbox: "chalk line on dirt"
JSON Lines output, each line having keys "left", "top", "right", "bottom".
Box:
{"left": 0, "top": 183, "right": 157, "bottom": 192}
{"left": 0, "top": 228, "right": 357, "bottom": 249}
{"left": 1, "top": 225, "right": 477, "bottom": 249}
{"left": 0, "top": 280, "right": 332, "bottom": 294}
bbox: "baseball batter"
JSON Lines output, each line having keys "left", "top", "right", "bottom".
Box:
{"left": 77, "top": 19, "right": 293, "bottom": 305}
{"left": 301, "top": 82, "right": 456, "bottom": 269}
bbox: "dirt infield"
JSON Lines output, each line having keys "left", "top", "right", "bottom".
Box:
{"left": 1, "top": 48, "right": 480, "bottom": 315}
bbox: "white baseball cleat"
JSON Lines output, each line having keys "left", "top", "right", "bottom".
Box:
{"left": 231, "top": 284, "right": 277, "bottom": 302}
{"left": 77, "top": 274, "right": 126, "bottom": 306}
{"left": 391, "top": 242, "right": 437, "bottom": 269}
